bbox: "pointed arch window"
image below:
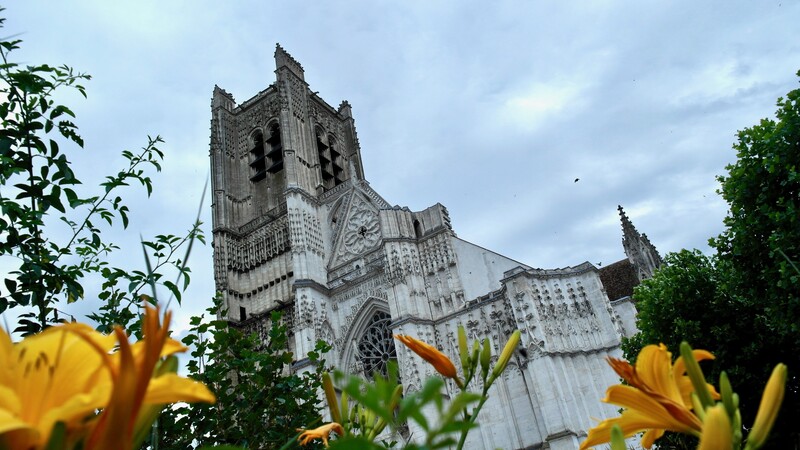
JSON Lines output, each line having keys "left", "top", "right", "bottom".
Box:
{"left": 249, "top": 123, "right": 283, "bottom": 181}
{"left": 356, "top": 311, "right": 397, "bottom": 378}
{"left": 249, "top": 130, "right": 267, "bottom": 182}
{"left": 265, "top": 122, "right": 283, "bottom": 174}
{"left": 316, "top": 129, "right": 346, "bottom": 191}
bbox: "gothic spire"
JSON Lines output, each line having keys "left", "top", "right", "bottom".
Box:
{"left": 618, "top": 205, "right": 638, "bottom": 245}
{"left": 617, "top": 205, "right": 662, "bottom": 281}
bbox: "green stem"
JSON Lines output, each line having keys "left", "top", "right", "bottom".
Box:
{"left": 455, "top": 386, "right": 490, "bottom": 450}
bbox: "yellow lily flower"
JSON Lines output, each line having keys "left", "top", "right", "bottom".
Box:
{"left": 581, "top": 344, "right": 720, "bottom": 449}
{"left": 0, "top": 304, "right": 215, "bottom": 450}
{"left": 394, "top": 335, "right": 460, "bottom": 382}
{"left": 297, "top": 422, "right": 344, "bottom": 447}
{"left": 83, "top": 304, "right": 215, "bottom": 450}
{"left": 0, "top": 322, "right": 116, "bottom": 449}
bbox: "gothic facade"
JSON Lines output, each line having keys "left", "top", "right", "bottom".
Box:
{"left": 209, "top": 45, "right": 660, "bottom": 450}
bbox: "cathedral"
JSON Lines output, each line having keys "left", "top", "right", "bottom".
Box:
{"left": 209, "top": 45, "right": 661, "bottom": 450}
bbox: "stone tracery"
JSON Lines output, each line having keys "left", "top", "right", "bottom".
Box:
{"left": 356, "top": 310, "right": 397, "bottom": 378}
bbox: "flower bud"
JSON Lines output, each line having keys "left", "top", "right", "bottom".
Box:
{"left": 698, "top": 404, "right": 732, "bottom": 450}
{"left": 680, "top": 341, "right": 714, "bottom": 409}
{"left": 458, "top": 325, "right": 469, "bottom": 373}
{"left": 610, "top": 424, "right": 626, "bottom": 450}
{"left": 490, "top": 330, "right": 521, "bottom": 382}
{"left": 746, "top": 363, "right": 787, "bottom": 450}
{"left": 480, "top": 338, "right": 491, "bottom": 382}
{"left": 322, "top": 372, "right": 342, "bottom": 425}
{"left": 720, "top": 371, "right": 736, "bottom": 418}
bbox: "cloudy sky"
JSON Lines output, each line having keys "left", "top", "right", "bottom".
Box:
{"left": 3, "top": 1, "right": 800, "bottom": 334}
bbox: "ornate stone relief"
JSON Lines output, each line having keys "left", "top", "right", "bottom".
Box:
{"left": 225, "top": 215, "right": 290, "bottom": 271}
{"left": 386, "top": 245, "right": 422, "bottom": 286}
{"left": 288, "top": 75, "right": 306, "bottom": 120}
{"left": 295, "top": 293, "right": 317, "bottom": 328}
{"left": 236, "top": 97, "right": 281, "bottom": 157}
{"left": 278, "top": 78, "right": 289, "bottom": 111}
{"left": 419, "top": 233, "right": 456, "bottom": 274}
{"left": 522, "top": 277, "right": 605, "bottom": 354}
{"left": 213, "top": 112, "right": 237, "bottom": 159}
{"left": 331, "top": 274, "right": 388, "bottom": 306}
{"left": 309, "top": 101, "right": 341, "bottom": 137}
{"left": 343, "top": 208, "right": 380, "bottom": 254}
{"left": 329, "top": 192, "right": 382, "bottom": 267}
{"left": 288, "top": 207, "right": 325, "bottom": 256}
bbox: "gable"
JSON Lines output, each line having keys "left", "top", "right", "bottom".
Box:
{"left": 328, "top": 188, "right": 383, "bottom": 268}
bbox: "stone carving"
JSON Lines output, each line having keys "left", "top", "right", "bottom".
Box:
{"left": 288, "top": 207, "right": 324, "bottom": 256}
{"left": 233, "top": 302, "right": 295, "bottom": 347}
{"left": 331, "top": 274, "right": 388, "bottom": 304}
{"left": 343, "top": 208, "right": 380, "bottom": 254}
{"left": 419, "top": 233, "right": 456, "bottom": 274}
{"left": 225, "top": 215, "right": 290, "bottom": 271}
{"left": 237, "top": 97, "right": 281, "bottom": 155}
{"left": 309, "top": 101, "right": 340, "bottom": 135}
{"left": 288, "top": 75, "right": 306, "bottom": 120}
{"left": 330, "top": 192, "right": 381, "bottom": 266}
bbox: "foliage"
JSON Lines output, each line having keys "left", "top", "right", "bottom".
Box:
{"left": 157, "top": 297, "right": 330, "bottom": 450}
{"left": 296, "top": 326, "right": 522, "bottom": 449}
{"left": 0, "top": 12, "right": 202, "bottom": 335}
{"left": 621, "top": 250, "right": 742, "bottom": 376}
{"left": 323, "top": 368, "right": 480, "bottom": 450}
{"left": 709, "top": 71, "right": 800, "bottom": 450}
{"left": 623, "top": 74, "right": 800, "bottom": 448}
{"left": 0, "top": 303, "right": 215, "bottom": 450}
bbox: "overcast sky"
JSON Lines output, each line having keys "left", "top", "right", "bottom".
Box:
{"left": 3, "top": 1, "right": 800, "bottom": 335}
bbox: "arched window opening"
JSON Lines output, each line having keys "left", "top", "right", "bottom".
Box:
{"left": 356, "top": 311, "right": 397, "bottom": 378}
{"left": 265, "top": 122, "right": 283, "bottom": 174}
{"left": 413, "top": 219, "right": 423, "bottom": 240}
{"left": 329, "top": 135, "right": 345, "bottom": 186}
{"left": 317, "top": 130, "right": 346, "bottom": 191}
{"left": 249, "top": 130, "right": 267, "bottom": 182}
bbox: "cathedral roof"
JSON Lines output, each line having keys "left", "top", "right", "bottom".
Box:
{"left": 599, "top": 258, "right": 639, "bottom": 301}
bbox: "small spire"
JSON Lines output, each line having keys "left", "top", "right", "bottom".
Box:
{"left": 617, "top": 205, "right": 662, "bottom": 280}
{"left": 338, "top": 100, "right": 352, "bottom": 118}
{"left": 618, "top": 205, "right": 638, "bottom": 242}
{"left": 211, "top": 85, "right": 235, "bottom": 111}
{"left": 274, "top": 43, "right": 305, "bottom": 79}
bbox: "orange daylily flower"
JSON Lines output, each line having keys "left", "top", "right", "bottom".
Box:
{"left": 0, "top": 304, "right": 215, "bottom": 450}
{"left": 394, "top": 335, "right": 460, "bottom": 382}
{"left": 83, "top": 304, "right": 215, "bottom": 450}
{"left": 0, "top": 323, "right": 116, "bottom": 449}
{"left": 581, "top": 344, "right": 720, "bottom": 449}
{"left": 297, "top": 422, "right": 344, "bottom": 447}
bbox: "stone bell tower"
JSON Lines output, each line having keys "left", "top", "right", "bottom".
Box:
{"left": 210, "top": 44, "right": 367, "bottom": 357}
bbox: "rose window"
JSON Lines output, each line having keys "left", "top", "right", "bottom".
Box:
{"left": 343, "top": 209, "right": 380, "bottom": 254}
{"left": 357, "top": 311, "right": 397, "bottom": 378}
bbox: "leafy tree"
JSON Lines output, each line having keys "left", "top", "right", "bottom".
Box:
{"left": 623, "top": 74, "right": 800, "bottom": 448}
{"left": 621, "top": 251, "right": 739, "bottom": 449}
{"left": 710, "top": 73, "right": 800, "bottom": 449}
{"left": 157, "top": 298, "right": 330, "bottom": 450}
{"left": 0, "top": 12, "right": 201, "bottom": 335}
